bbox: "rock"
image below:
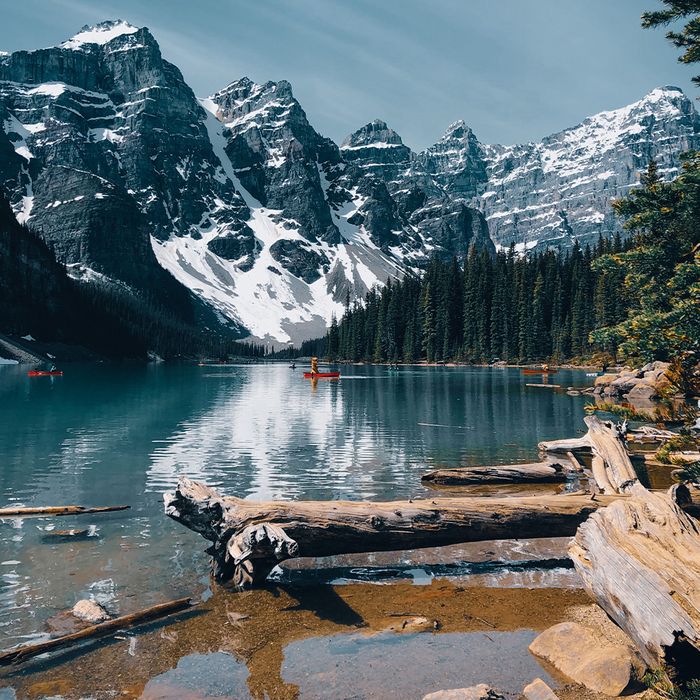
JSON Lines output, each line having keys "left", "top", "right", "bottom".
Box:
{"left": 594, "top": 373, "right": 618, "bottom": 388}
{"left": 388, "top": 616, "right": 439, "bottom": 634}
{"left": 522, "top": 678, "right": 559, "bottom": 700}
{"left": 422, "top": 685, "right": 505, "bottom": 700}
{"left": 626, "top": 381, "right": 657, "bottom": 401}
{"left": 529, "top": 622, "right": 644, "bottom": 696}
{"left": 71, "top": 599, "right": 110, "bottom": 624}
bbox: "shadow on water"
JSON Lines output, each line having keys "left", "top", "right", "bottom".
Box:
{"left": 270, "top": 557, "right": 574, "bottom": 586}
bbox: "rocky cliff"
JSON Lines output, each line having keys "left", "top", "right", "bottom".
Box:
{"left": 1, "top": 20, "right": 698, "bottom": 345}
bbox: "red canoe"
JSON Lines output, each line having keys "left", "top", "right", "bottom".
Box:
{"left": 303, "top": 372, "right": 340, "bottom": 379}
{"left": 522, "top": 369, "right": 558, "bottom": 375}
{"left": 28, "top": 370, "right": 63, "bottom": 377}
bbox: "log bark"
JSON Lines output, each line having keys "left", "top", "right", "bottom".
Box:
{"left": 538, "top": 434, "right": 591, "bottom": 455}
{"left": 0, "top": 597, "right": 193, "bottom": 665}
{"left": 584, "top": 415, "right": 638, "bottom": 494}
{"left": 569, "top": 484, "right": 700, "bottom": 670}
{"left": 540, "top": 415, "right": 637, "bottom": 495}
{"left": 421, "top": 462, "right": 568, "bottom": 485}
{"left": 165, "top": 478, "right": 626, "bottom": 589}
{"left": 0, "top": 505, "right": 129, "bottom": 517}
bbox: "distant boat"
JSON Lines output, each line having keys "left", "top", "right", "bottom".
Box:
{"left": 28, "top": 370, "right": 63, "bottom": 377}
{"left": 522, "top": 368, "right": 558, "bottom": 375}
{"left": 303, "top": 371, "right": 340, "bottom": 379}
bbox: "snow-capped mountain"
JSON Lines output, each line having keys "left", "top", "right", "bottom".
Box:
{"left": 1, "top": 21, "right": 698, "bottom": 344}
{"left": 477, "top": 86, "right": 700, "bottom": 250}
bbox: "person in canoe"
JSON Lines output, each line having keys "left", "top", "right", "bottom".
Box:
{"left": 310, "top": 357, "right": 319, "bottom": 375}
{"left": 542, "top": 363, "right": 549, "bottom": 372}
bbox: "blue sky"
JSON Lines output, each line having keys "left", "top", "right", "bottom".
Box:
{"left": 0, "top": 0, "right": 694, "bottom": 150}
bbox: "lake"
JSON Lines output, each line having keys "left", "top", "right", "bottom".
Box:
{"left": 0, "top": 364, "right": 593, "bottom": 698}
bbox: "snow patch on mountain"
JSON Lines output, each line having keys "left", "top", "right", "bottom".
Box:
{"left": 61, "top": 21, "right": 139, "bottom": 50}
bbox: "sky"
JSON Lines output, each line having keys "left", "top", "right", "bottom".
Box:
{"left": 0, "top": 0, "right": 695, "bottom": 151}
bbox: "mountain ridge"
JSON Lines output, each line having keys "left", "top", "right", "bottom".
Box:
{"left": 1, "top": 21, "right": 698, "bottom": 345}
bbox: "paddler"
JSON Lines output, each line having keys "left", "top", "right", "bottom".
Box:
{"left": 311, "top": 356, "right": 319, "bottom": 375}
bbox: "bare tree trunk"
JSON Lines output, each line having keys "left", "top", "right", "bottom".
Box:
{"left": 541, "top": 415, "right": 637, "bottom": 495}
{"left": 421, "top": 462, "right": 568, "bottom": 485}
{"left": 165, "top": 479, "right": 624, "bottom": 589}
{"left": 569, "top": 484, "right": 700, "bottom": 670}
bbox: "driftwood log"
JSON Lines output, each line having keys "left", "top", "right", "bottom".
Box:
{"left": 421, "top": 462, "right": 568, "bottom": 485}
{"left": 0, "top": 597, "right": 193, "bottom": 665}
{"left": 540, "top": 415, "right": 636, "bottom": 495}
{"left": 570, "top": 484, "right": 700, "bottom": 670}
{"left": 552, "top": 417, "right": 700, "bottom": 671}
{"left": 0, "top": 505, "right": 129, "bottom": 517}
{"left": 165, "top": 479, "right": 627, "bottom": 589}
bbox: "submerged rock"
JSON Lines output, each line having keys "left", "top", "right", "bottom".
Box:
{"left": 529, "top": 621, "right": 644, "bottom": 696}
{"left": 387, "top": 615, "right": 439, "bottom": 634}
{"left": 71, "top": 599, "right": 110, "bottom": 624}
{"left": 523, "top": 678, "right": 560, "bottom": 700}
{"left": 422, "top": 685, "right": 505, "bottom": 700}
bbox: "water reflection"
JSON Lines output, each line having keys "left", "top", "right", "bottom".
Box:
{"left": 147, "top": 365, "right": 590, "bottom": 501}
{"left": 0, "top": 364, "right": 591, "bottom": 647}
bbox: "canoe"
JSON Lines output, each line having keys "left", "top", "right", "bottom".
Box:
{"left": 522, "top": 369, "right": 558, "bottom": 375}
{"left": 28, "top": 370, "right": 63, "bottom": 377}
{"left": 303, "top": 372, "right": 340, "bottom": 379}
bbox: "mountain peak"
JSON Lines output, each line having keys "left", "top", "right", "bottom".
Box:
{"left": 341, "top": 119, "right": 404, "bottom": 150}
{"left": 61, "top": 20, "right": 141, "bottom": 50}
{"left": 437, "top": 119, "right": 476, "bottom": 143}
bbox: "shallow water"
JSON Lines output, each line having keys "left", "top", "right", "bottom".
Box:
{"left": 0, "top": 363, "right": 593, "bottom": 698}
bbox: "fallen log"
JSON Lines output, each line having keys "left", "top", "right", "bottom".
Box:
{"left": 538, "top": 434, "right": 591, "bottom": 455}
{"left": 0, "top": 505, "right": 129, "bottom": 517}
{"left": 569, "top": 484, "right": 700, "bottom": 670}
{"left": 421, "top": 462, "right": 568, "bottom": 485}
{"left": 0, "top": 597, "right": 193, "bottom": 666}
{"left": 584, "top": 415, "right": 638, "bottom": 493}
{"left": 165, "top": 478, "right": 628, "bottom": 589}
{"left": 540, "top": 415, "right": 637, "bottom": 495}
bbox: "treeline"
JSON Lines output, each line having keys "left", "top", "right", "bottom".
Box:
{"left": 0, "top": 191, "right": 266, "bottom": 360}
{"left": 321, "top": 236, "right": 631, "bottom": 364}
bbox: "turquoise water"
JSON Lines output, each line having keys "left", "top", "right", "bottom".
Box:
{"left": 0, "top": 364, "right": 590, "bottom": 646}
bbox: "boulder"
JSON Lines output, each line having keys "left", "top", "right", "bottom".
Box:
{"left": 522, "top": 678, "right": 559, "bottom": 700}
{"left": 422, "top": 686, "right": 505, "bottom": 700}
{"left": 71, "top": 599, "right": 110, "bottom": 624}
{"left": 626, "top": 381, "right": 657, "bottom": 401}
{"left": 529, "top": 622, "right": 644, "bottom": 696}
{"left": 594, "top": 373, "right": 618, "bottom": 388}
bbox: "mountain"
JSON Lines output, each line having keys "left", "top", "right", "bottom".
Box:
{"left": 475, "top": 86, "right": 700, "bottom": 250}
{"left": 1, "top": 21, "right": 698, "bottom": 346}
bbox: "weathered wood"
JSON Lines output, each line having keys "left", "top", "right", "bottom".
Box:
{"left": 569, "top": 484, "right": 700, "bottom": 670}
{"left": 584, "top": 415, "right": 638, "bottom": 494}
{"left": 539, "top": 434, "right": 591, "bottom": 455}
{"left": 540, "top": 416, "right": 637, "bottom": 495}
{"left": 165, "top": 478, "right": 628, "bottom": 589}
{"left": 0, "top": 505, "right": 129, "bottom": 517}
{"left": 0, "top": 597, "right": 193, "bottom": 666}
{"left": 566, "top": 451, "right": 584, "bottom": 473}
{"left": 421, "top": 462, "right": 568, "bottom": 485}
